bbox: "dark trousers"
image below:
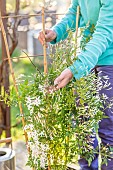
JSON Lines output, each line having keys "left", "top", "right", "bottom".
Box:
{"left": 79, "top": 66, "right": 113, "bottom": 170}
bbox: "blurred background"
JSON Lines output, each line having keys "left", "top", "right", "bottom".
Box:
{"left": 4, "top": 0, "right": 71, "bottom": 55}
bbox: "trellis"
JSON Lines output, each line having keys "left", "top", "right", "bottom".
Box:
{"left": 0, "top": 1, "right": 80, "bottom": 169}
{"left": 0, "top": 0, "right": 58, "bottom": 139}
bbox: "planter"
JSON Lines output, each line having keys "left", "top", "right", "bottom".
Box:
{"left": 0, "top": 148, "right": 15, "bottom": 170}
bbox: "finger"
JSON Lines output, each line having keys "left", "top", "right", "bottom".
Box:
{"left": 45, "top": 31, "right": 56, "bottom": 42}
{"left": 38, "top": 31, "right": 44, "bottom": 40}
{"left": 38, "top": 37, "right": 48, "bottom": 47}
{"left": 41, "top": 32, "right": 46, "bottom": 40}
{"left": 46, "top": 43, "right": 48, "bottom": 48}
{"left": 45, "top": 29, "right": 51, "bottom": 39}
{"left": 38, "top": 32, "right": 45, "bottom": 45}
{"left": 38, "top": 37, "right": 44, "bottom": 46}
{"left": 45, "top": 29, "right": 50, "bottom": 34}
{"left": 54, "top": 71, "right": 67, "bottom": 86}
{"left": 56, "top": 78, "right": 70, "bottom": 89}
{"left": 54, "top": 75, "right": 64, "bottom": 86}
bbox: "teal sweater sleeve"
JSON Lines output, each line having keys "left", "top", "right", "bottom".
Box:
{"left": 50, "top": 0, "right": 78, "bottom": 44}
{"left": 69, "top": 0, "right": 113, "bottom": 79}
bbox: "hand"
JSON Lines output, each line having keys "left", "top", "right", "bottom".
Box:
{"left": 38, "top": 29, "right": 57, "bottom": 46}
{"left": 54, "top": 68, "right": 73, "bottom": 90}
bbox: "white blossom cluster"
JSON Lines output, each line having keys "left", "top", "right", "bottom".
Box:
{"left": 26, "top": 96, "right": 41, "bottom": 114}
{"left": 97, "top": 75, "right": 112, "bottom": 92}
{"left": 25, "top": 124, "right": 48, "bottom": 168}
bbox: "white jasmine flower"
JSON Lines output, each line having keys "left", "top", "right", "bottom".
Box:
{"left": 33, "top": 97, "right": 41, "bottom": 106}
{"left": 40, "top": 147, "right": 47, "bottom": 168}
{"left": 102, "top": 93, "right": 108, "bottom": 100}
{"left": 102, "top": 75, "right": 109, "bottom": 80}
{"left": 103, "top": 80, "right": 111, "bottom": 88}
{"left": 24, "top": 124, "right": 34, "bottom": 131}
{"left": 39, "top": 84, "right": 44, "bottom": 92}
{"left": 62, "top": 59, "right": 66, "bottom": 64}
{"left": 25, "top": 96, "right": 41, "bottom": 114}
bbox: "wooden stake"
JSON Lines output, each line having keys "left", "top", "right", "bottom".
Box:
{"left": 0, "top": 0, "right": 11, "bottom": 138}
{"left": 42, "top": 4, "right": 48, "bottom": 74}
{"left": 0, "top": 137, "right": 12, "bottom": 144}
{"left": 0, "top": 13, "right": 29, "bottom": 151}
{"left": 75, "top": 6, "right": 80, "bottom": 55}
{"left": 42, "top": 2, "right": 50, "bottom": 169}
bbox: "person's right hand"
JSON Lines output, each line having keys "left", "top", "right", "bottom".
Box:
{"left": 38, "top": 29, "right": 57, "bottom": 46}
{"left": 54, "top": 68, "right": 73, "bottom": 90}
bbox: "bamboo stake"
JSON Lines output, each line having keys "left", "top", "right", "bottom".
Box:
{"left": 42, "top": 3, "right": 48, "bottom": 74}
{"left": 75, "top": 6, "right": 80, "bottom": 55}
{"left": 42, "top": 2, "right": 51, "bottom": 170}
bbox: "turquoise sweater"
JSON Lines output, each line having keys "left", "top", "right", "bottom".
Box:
{"left": 51, "top": 0, "right": 113, "bottom": 79}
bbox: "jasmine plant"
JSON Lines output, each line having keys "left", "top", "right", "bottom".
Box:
{"left": 8, "top": 30, "right": 112, "bottom": 170}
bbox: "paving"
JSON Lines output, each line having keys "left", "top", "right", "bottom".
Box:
{"left": 13, "top": 140, "right": 31, "bottom": 170}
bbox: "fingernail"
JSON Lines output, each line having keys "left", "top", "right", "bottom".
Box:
{"left": 54, "top": 80, "right": 58, "bottom": 86}
{"left": 53, "top": 85, "right": 59, "bottom": 91}
{"left": 56, "top": 85, "right": 59, "bottom": 89}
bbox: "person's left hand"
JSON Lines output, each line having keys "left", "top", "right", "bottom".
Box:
{"left": 54, "top": 68, "right": 73, "bottom": 90}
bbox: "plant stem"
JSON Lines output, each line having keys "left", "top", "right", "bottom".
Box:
{"left": 96, "top": 130, "right": 102, "bottom": 170}
{"left": 47, "top": 153, "right": 51, "bottom": 170}
{"left": 42, "top": 1, "right": 48, "bottom": 74}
